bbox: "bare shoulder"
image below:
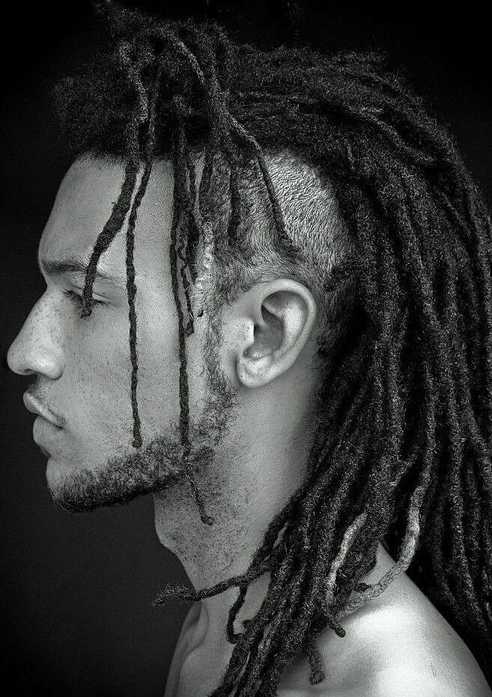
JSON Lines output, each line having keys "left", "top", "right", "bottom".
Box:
{"left": 279, "top": 633, "right": 491, "bottom": 697}
{"left": 280, "top": 667, "right": 490, "bottom": 697}
{"left": 350, "top": 663, "right": 492, "bottom": 697}
{"left": 316, "top": 588, "right": 491, "bottom": 697}
{"left": 278, "top": 573, "right": 491, "bottom": 697}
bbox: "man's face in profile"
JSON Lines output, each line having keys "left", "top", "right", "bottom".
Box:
{"left": 7, "top": 155, "right": 238, "bottom": 512}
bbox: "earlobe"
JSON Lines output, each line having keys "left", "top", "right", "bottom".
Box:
{"left": 235, "top": 280, "right": 317, "bottom": 389}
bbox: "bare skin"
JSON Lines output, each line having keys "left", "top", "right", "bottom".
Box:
{"left": 165, "top": 546, "right": 491, "bottom": 697}
{"left": 7, "top": 153, "right": 490, "bottom": 697}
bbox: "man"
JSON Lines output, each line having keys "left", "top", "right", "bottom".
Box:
{"left": 6, "top": 2, "right": 492, "bottom": 695}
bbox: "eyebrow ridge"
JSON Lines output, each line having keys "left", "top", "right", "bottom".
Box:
{"left": 38, "top": 255, "right": 124, "bottom": 285}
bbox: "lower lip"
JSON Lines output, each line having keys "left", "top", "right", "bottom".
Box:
{"left": 33, "top": 416, "right": 62, "bottom": 454}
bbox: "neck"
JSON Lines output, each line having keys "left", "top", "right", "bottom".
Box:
{"left": 153, "top": 407, "right": 315, "bottom": 657}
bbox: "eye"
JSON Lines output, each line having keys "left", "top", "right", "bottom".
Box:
{"left": 63, "top": 289, "right": 105, "bottom": 308}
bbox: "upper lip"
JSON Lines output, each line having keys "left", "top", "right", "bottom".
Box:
{"left": 23, "top": 392, "right": 63, "bottom": 428}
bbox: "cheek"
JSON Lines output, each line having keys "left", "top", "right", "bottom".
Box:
{"left": 65, "top": 313, "right": 133, "bottom": 421}
{"left": 62, "top": 295, "right": 183, "bottom": 439}
{"left": 133, "top": 303, "right": 181, "bottom": 416}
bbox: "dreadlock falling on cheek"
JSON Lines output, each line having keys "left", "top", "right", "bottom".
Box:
{"left": 52, "top": 1, "right": 492, "bottom": 694}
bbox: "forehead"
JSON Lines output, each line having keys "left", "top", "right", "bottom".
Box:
{"left": 38, "top": 155, "right": 175, "bottom": 279}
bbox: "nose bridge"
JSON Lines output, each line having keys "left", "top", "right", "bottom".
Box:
{"left": 7, "top": 292, "right": 65, "bottom": 378}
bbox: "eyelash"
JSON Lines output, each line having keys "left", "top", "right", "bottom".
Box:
{"left": 63, "top": 289, "right": 105, "bottom": 308}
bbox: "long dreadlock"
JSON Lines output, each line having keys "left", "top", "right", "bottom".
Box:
{"left": 52, "top": 1, "right": 492, "bottom": 694}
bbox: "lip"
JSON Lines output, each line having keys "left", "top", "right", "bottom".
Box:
{"left": 32, "top": 416, "right": 58, "bottom": 459}
{"left": 33, "top": 430, "right": 51, "bottom": 457}
{"left": 23, "top": 392, "right": 63, "bottom": 429}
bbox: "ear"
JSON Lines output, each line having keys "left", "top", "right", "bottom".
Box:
{"left": 234, "top": 278, "right": 317, "bottom": 389}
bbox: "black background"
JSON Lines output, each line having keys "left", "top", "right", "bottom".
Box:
{"left": 1, "top": 2, "right": 491, "bottom": 695}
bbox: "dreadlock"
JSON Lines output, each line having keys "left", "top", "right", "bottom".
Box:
{"left": 52, "top": 1, "right": 492, "bottom": 693}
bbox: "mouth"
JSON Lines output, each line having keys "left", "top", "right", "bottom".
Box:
{"left": 23, "top": 392, "right": 64, "bottom": 429}
{"left": 32, "top": 416, "right": 60, "bottom": 458}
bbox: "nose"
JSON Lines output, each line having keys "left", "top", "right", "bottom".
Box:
{"left": 7, "top": 296, "right": 64, "bottom": 380}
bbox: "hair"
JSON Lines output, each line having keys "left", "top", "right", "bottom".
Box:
{"left": 51, "top": 1, "right": 492, "bottom": 693}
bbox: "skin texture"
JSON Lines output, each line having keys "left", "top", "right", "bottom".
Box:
{"left": 7, "top": 154, "right": 491, "bottom": 697}
{"left": 8, "top": 155, "right": 236, "bottom": 507}
{"left": 7, "top": 151, "right": 321, "bottom": 681}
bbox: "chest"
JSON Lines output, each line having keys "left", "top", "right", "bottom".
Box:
{"left": 164, "top": 633, "right": 321, "bottom": 697}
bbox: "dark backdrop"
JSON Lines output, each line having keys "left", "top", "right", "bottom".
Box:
{"left": 1, "top": 2, "right": 491, "bottom": 696}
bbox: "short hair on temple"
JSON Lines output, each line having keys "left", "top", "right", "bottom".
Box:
{"left": 51, "top": 1, "right": 492, "bottom": 693}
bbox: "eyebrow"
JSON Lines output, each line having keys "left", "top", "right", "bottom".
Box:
{"left": 38, "top": 255, "right": 125, "bottom": 287}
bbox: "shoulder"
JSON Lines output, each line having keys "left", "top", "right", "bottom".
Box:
{"left": 278, "top": 659, "right": 491, "bottom": 697}
{"left": 297, "top": 588, "right": 491, "bottom": 697}
{"left": 323, "top": 598, "right": 492, "bottom": 697}
{"left": 278, "top": 548, "right": 490, "bottom": 697}
{"left": 353, "top": 665, "right": 492, "bottom": 697}
{"left": 276, "top": 671, "right": 449, "bottom": 697}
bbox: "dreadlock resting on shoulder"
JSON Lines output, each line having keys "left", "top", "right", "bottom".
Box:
{"left": 6, "top": 1, "right": 492, "bottom": 696}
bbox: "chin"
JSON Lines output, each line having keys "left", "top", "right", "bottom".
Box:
{"left": 46, "top": 455, "right": 81, "bottom": 490}
{"left": 45, "top": 448, "right": 184, "bottom": 513}
{"left": 45, "top": 458, "right": 93, "bottom": 512}
{"left": 46, "top": 456, "right": 64, "bottom": 488}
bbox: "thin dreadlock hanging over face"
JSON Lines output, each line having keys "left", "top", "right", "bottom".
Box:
{"left": 52, "top": 1, "right": 492, "bottom": 694}
{"left": 75, "top": 0, "right": 301, "bottom": 527}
